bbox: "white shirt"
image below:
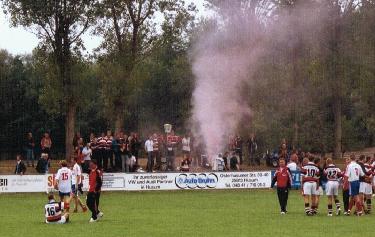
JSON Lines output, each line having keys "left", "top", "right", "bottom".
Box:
{"left": 182, "top": 137, "right": 191, "bottom": 152}
{"left": 345, "top": 161, "right": 364, "bottom": 182}
{"left": 287, "top": 162, "right": 297, "bottom": 171}
{"left": 212, "top": 156, "right": 225, "bottom": 171}
{"left": 55, "top": 167, "right": 72, "bottom": 193}
{"left": 145, "top": 139, "right": 154, "bottom": 152}
{"left": 72, "top": 163, "right": 82, "bottom": 185}
{"left": 82, "top": 147, "right": 92, "bottom": 161}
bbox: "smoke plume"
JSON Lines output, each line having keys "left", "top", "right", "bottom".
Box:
{"left": 191, "top": 1, "right": 328, "bottom": 158}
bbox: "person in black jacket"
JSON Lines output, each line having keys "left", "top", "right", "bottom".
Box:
{"left": 271, "top": 158, "right": 292, "bottom": 214}
{"left": 87, "top": 160, "right": 103, "bottom": 222}
{"left": 15, "top": 154, "right": 26, "bottom": 175}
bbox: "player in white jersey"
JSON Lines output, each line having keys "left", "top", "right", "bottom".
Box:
{"left": 345, "top": 154, "right": 365, "bottom": 216}
{"left": 301, "top": 156, "right": 320, "bottom": 216}
{"left": 55, "top": 160, "right": 72, "bottom": 212}
{"left": 71, "top": 157, "right": 87, "bottom": 213}
{"left": 45, "top": 194, "right": 69, "bottom": 224}
{"left": 324, "top": 158, "right": 342, "bottom": 216}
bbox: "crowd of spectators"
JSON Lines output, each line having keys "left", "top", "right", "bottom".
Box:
{"left": 13, "top": 129, "right": 323, "bottom": 175}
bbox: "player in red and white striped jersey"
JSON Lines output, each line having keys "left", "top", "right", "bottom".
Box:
{"left": 360, "top": 156, "right": 373, "bottom": 214}
{"left": 301, "top": 156, "right": 320, "bottom": 216}
{"left": 45, "top": 194, "right": 69, "bottom": 224}
{"left": 324, "top": 158, "right": 342, "bottom": 216}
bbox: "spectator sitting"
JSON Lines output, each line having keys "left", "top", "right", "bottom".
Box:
{"left": 15, "top": 154, "right": 26, "bottom": 175}
{"left": 36, "top": 153, "right": 48, "bottom": 174}
{"left": 229, "top": 152, "right": 240, "bottom": 171}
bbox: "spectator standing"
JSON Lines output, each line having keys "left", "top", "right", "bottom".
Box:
{"left": 247, "top": 134, "right": 258, "bottom": 166}
{"left": 145, "top": 135, "right": 154, "bottom": 172}
{"left": 74, "top": 137, "right": 84, "bottom": 165}
{"left": 72, "top": 132, "right": 81, "bottom": 150}
{"left": 15, "top": 154, "right": 26, "bottom": 175}
{"left": 279, "top": 138, "right": 288, "bottom": 159}
{"left": 235, "top": 135, "right": 243, "bottom": 164}
{"left": 229, "top": 152, "right": 240, "bottom": 171}
{"left": 120, "top": 133, "right": 130, "bottom": 172}
{"left": 90, "top": 133, "right": 98, "bottom": 166}
{"left": 131, "top": 133, "right": 141, "bottom": 164}
{"left": 36, "top": 153, "right": 48, "bottom": 174}
{"left": 24, "top": 132, "right": 35, "bottom": 167}
{"left": 112, "top": 133, "right": 121, "bottom": 171}
{"left": 96, "top": 133, "right": 106, "bottom": 170}
{"left": 182, "top": 134, "right": 191, "bottom": 162}
{"left": 82, "top": 142, "right": 92, "bottom": 173}
{"left": 104, "top": 130, "right": 114, "bottom": 171}
{"left": 152, "top": 133, "right": 161, "bottom": 170}
{"left": 41, "top": 132, "right": 52, "bottom": 158}
{"left": 166, "top": 131, "right": 179, "bottom": 171}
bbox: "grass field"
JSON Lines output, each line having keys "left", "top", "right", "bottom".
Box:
{"left": 0, "top": 190, "right": 373, "bottom": 237}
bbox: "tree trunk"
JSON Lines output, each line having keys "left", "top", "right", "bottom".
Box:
{"left": 65, "top": 103, "right": 75, "bottom": 161}
{"left": 333, "top": 96, "right": 342, "bottom": 159}
{"left": 114, "top": 111, "right": 124, "bottom": 134}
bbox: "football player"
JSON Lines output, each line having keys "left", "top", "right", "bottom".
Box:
{"left": 55, "top": 160, "right": 72, "bottom": 212}
{"left": 324, "top": 158, "right": 342, "bottom": 216}
{"left": 345, "top": 154, "right": 365, "bottom": 216}
{"left": 45, "top": 194, "right": 69, "bottom": 224}
{"left": 71, "top": 157, "right": 87, "bottom": 213}
{"left": 359, "top": 156, "right": 373, "bottom": 214}
{"left": 301, "top": 156, "right": 320, "bottom": 215}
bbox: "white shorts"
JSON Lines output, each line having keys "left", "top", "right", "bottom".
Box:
{"left": 46, "top": 216, "right": 66, "bottom": 224}
{"left": 359, "top": 182, "right": 372, "bottom": 195}
{"left": 303, "top": 182, "right": 318, "bottom": 195}
{"left": 325, "top": 181, "right": 339, "bottom": 196}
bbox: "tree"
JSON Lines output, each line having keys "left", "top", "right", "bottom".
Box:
{"left": 3, "top": 0, "right": 98, "bottom": 159}
{"left": 95, "top": 0, "right": 195, "bottom": 132}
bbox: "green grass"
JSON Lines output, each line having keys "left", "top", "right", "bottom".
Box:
{"left": 0, "top": 190, "right": 373, "bottom": 237}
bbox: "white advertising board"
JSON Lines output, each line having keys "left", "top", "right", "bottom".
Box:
{"left": 125, "top": 171, "right": 271, "bottom": 191}
{"left": 0, "top": 175, "right": 46, "bottom": 193}
{"left": 0, "top": 171, "right": 272, "bottom": 193}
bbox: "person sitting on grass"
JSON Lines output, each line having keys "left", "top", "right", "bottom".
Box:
{"left": 44, "top": 194, "right": 69, "bottom": 224}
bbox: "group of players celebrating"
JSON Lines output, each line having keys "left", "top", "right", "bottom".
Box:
{"left": 44, "top": 158, "right": 103, "bottom": 224}
{"left": 273, "top": 154, "right": 375, "bottom": 216}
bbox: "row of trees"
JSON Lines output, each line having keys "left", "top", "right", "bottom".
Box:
{"left": 1, "top": 0, "right": 375, "bottom": 159}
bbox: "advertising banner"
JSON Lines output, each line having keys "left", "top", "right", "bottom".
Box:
{"left": 0, "top": 171, "right": 272, "bottom": 193}
{"left": 0, "top": 175, "right": 46, "bottom": 193}
{"left": 126, "top": 171, "right": 271, "bottom": 191}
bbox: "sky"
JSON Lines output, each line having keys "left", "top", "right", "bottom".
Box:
{"left": 0, "top": 0, "right": 208, "bottom": 55}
